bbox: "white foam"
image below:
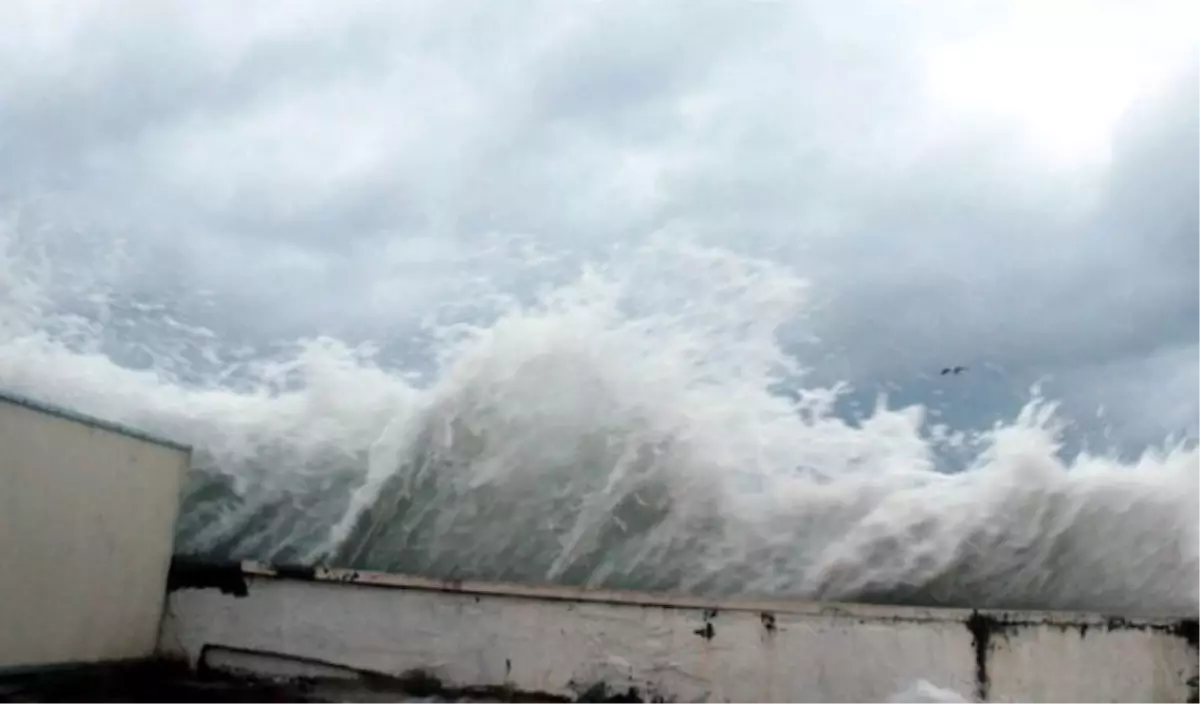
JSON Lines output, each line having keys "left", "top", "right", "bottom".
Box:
{"left": 0, "top": 228, "right": 1195, "bottom": 616}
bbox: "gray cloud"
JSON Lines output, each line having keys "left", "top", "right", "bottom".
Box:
{"left": 0, "top": 0, "right": 1195, "bottom": 445}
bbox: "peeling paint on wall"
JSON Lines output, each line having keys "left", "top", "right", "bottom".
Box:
{"left": 157, "top": 562, "right": 1200, "bottom": 702}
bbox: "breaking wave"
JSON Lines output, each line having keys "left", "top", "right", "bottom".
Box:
{"left": 0, "top": 227, "right": 1195, "bottom": 617}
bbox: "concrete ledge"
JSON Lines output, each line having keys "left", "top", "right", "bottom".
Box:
{"left": 0, "top": 394, "right": 192, "bottom": 670}
{"left": 0, "top": 389, "right": 188, "bottom": 452}
{"left": 159, "top": 559, "right": 1200, "bottom": 703}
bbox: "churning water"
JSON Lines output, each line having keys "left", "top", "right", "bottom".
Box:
{"left": 1, "top": 227, "right": 1195, "bottom": 617}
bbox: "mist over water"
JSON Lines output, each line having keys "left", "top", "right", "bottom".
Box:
{"left": 1, "top": 226, "right": 1195, "bottom": 617}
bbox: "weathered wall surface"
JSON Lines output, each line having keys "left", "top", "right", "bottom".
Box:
{"left": 159, "top": 562, "right": 1199, "bottom": 703}
{"left": 0, "top": 392, "right": 191, "bottom": 671}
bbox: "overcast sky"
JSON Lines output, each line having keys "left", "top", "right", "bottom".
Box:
{"left": 1, "top": 0, "right": 1196, "bottom": 452}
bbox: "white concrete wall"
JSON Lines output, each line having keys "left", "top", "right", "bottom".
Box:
{"left": 159, "top": 563, "right": 1199, "bottom": 703}
{"left": 0, "top": 392, "right": 191, "bottom": 671}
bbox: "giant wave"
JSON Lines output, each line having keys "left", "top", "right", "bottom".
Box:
{"left": 1, "top": 230, "right": 1194, "bottom": 617}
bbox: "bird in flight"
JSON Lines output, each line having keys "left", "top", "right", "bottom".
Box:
{"left": 940, "top": 366, "right": 968, "bottom": 376}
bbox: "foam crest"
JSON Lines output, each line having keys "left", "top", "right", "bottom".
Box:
{"left": 0, "top": 227, "right": 1194, "bottom": 616}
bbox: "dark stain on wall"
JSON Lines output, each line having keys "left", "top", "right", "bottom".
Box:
{"left": 272, "top": 564, "right": 317, "bottom": 582}
{"left": 693, "top": 609, "right": 718, "bottom": 640}
{"left": 965, "top": 611, "right": 1199, "bottom": 702}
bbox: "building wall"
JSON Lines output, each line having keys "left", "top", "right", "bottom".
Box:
{"left": 160, "top": 563, "right": 1199, "bottom": 703}
{"left": 0, "top": 392, "right": 191, "bottom": 670}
